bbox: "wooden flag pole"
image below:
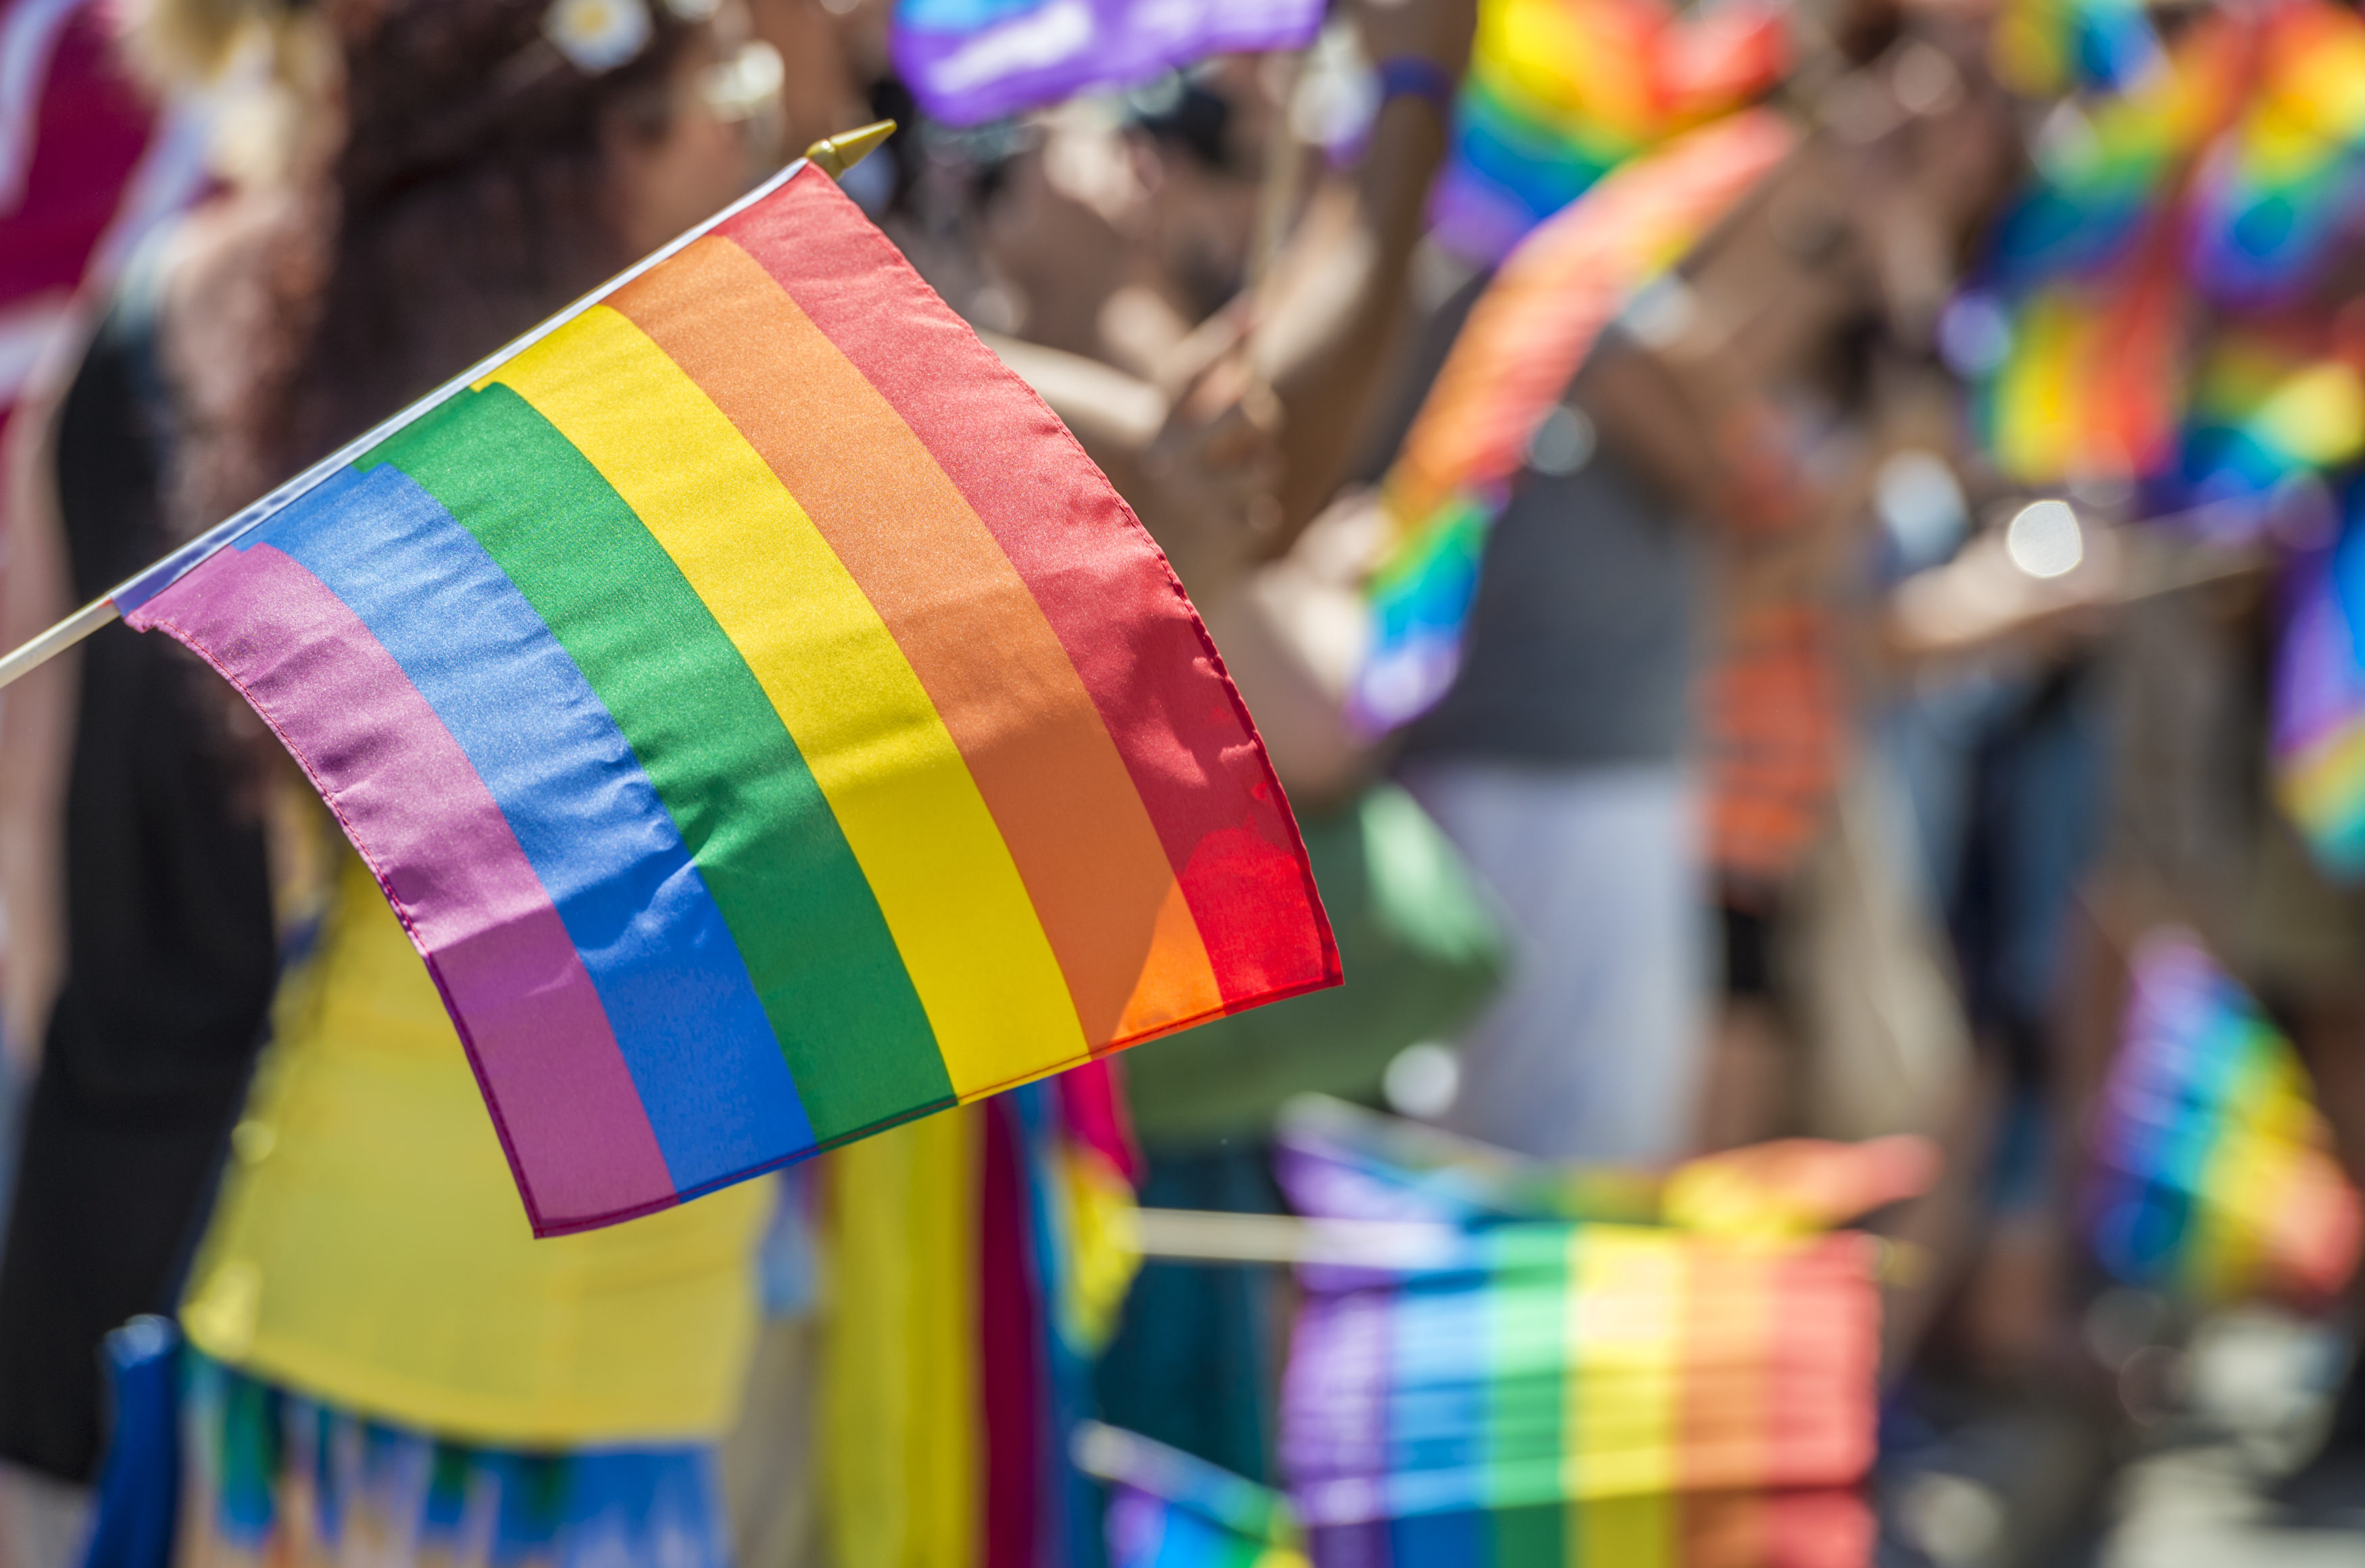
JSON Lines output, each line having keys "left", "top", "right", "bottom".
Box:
{"left": 0, "top": 122, "right": 895, "bottom": 695}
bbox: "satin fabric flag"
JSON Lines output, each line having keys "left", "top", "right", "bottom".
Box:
{"left": 893, "top": 0, "right": 1325, "bottom": 127}
{"left": 2087, "top": 929, "right": 2362, "bottom": 1305}
{"left": 114, "top": 164, "right": 1337, "bottom": 1236}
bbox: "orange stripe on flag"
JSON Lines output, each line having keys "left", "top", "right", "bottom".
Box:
{"left": 609, "top": 236, "right": 1222, "bottom": 1047}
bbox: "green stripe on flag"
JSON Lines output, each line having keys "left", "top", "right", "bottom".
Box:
{"left": 364, "top": 386, "right": 955, "bottom": 1138}
{"left": 1487, "top": 1226, "right": 1572, "bottom": 1563}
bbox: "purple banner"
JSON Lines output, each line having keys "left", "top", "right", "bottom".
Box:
{"left": 893, "top": 0, "right": 1324, "bottom": 126}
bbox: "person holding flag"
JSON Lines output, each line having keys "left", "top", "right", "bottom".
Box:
{"left": 0, "top": 3, "right": 785, "bottom": 1563}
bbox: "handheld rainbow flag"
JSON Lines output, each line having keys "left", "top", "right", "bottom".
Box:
{"left": 107, "top": 162, "right": 1337, "bottom": 1236}
{"left": 2087, "top": 929, "right": 2362, "bottom": 1305}
{"left": 1355, "top": 110, "right": 1793, "bottom": 732}
{"left": 892, "top": 0, "right": 1325, "bottom": 128}
{"left": 1078, "top": 1423, "right": 1310, "bottom": 1568}
{"left": 1278, "top": 1221, "right": 1879, "bottom": 1568}
{"left": 2274, "top": 489, "right": 2365, "bottom": 878}
{"left": 1430, "top": 0, "right": 1788, "bottom": 264}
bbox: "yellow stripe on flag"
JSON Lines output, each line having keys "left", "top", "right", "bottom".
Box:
{"left": 491, "top": 307, "right": 1091, "bottom": 1096}
{"left": 1569, "top": 1227, "right": 1679, "bottom": 1560}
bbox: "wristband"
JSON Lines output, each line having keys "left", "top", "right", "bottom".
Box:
{"left": 1374, "top": 55, "right": 1458, "bottom": 116}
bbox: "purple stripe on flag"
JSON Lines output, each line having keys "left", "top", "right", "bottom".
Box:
{"left": 892, "top": 0, "right": 1324, "bottom": 126}
{"left": 127, "top": 538, "right": 676, "bottom": 1230}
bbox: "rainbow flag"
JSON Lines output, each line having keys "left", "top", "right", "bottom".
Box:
{"left": 1430, "top": 0, "right": 1787, "bottom": 264}
{"left": 115, "top": 164, "right": 1337, "bottom": 1236}
{"left": 1962, "top": 1, "right": 2365, "bottom": 498}
{"left": 1989, "top": 0, "right": 2160, "bottom": 97}
{"left": 2179, "top": 329, "right": 2365, "bottom": 502}
{"left": 2275, "top": 489, "right": 2365, "bottom": 878}
{"left": 1078, "top": 1423, "right": 1310, "bottom": 1568}
{"left": 2087, "top": 929, "right": 2362, "bottom": 1305}
{"left": 1355, "top": 111, "right": 1794, "bottom": 732}
{"left": 892, "top": 0, "right": 1324, "bottom": 127}
{"left": 2185, "top": 0, "right": 2365, "bottom": 308}
{"left": 1279, "top": 1222, "right": 1879, "bottom": 1568}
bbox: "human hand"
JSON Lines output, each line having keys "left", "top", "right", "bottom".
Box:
{"left": 1663, "top": 1135, "right": 1943, "bottom": 1237}
{"left": 1137, "top": 353, "right": 1285, "bottom": 597}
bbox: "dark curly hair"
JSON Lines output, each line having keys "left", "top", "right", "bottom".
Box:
{"left": 180, "top": 0, "right": 697, "bottom": 530}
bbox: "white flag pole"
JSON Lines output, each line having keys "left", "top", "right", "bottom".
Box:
{"left": 0, "top": 121, "right": 894, "bottom": 694}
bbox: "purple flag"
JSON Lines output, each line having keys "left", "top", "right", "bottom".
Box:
{"left": 893, "top": 0, "right": 1324, "bottom": 126}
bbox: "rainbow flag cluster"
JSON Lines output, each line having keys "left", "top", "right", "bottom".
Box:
{"left": 1355, "top": 111, "right": 1794, "bottom": 732}
{"left": 1079, "top": 1423, "right": 1310, "bottom": 1568}
{"left": 892, "top": 0, "right": 1324, "bottom": 126}
{"left": 118, "top": 165, "right": 1337, "bottom": 1236}
{"left": 1279, "top": 1221, "right": 1879, "bottom": 1568}
{"left": 1963, "top": 0, "right": 2365, "bottom": 503}
{"left": 2087, "top": 929, "right": 2362, "bottom": 1305}
{"left": 1430, "top": 0, "right": 1787, "bottom": 263}
{"left": 2276, "top": 487, "right": 2365, "bottom": 877}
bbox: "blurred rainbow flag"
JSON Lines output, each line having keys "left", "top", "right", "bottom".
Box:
{"left": 1963, "top": 0, "right": 2365, "bottom": 499}
{"left": 1430, "top": 0, "right": 1787, "bottom": 263}
{"left": 2179, "top": 329, "right": 2365, "bottom": 503}
{"left": 1280, "top": 1221, "right": 1879, "bottom": 1568}
{"left": 2274, "top": 486, "right": 2365, "bottom": 876}
{"left": 1965, "top": 16, "right": 2227, "bottom": 487}
{"left": 1079, "top": 1423, "right": 1310, "bottom": 1568}
{"left": 2087, "top": 929, "right": 2362, "bottom": 1305}
{"left": 1355, "top": 110, "right": 1794, "bottom": 732}
{"left": 893, "top": 0, "right": 1324, "bottom": 126}
{"left": 1989, "top": 0, "right": 2159, "bottom": 97}
{"left": 2185, "top": 0, "right": 2365, "bottom": 309}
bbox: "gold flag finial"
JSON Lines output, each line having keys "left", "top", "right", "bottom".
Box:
{"left": 805, "top": 120, "right": 897, "bottom": 181}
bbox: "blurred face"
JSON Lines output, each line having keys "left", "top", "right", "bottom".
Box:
{"left": 607, "top": 15, "right": 770, "bottom": 257}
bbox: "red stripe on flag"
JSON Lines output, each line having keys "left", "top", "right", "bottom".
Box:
{"left": 721, "top": 169, "right": 1338, "bottom": 1013}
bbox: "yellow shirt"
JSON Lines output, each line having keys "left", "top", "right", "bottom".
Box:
{"left": 182, "top": 853, "right": 768, "bottom": 1445}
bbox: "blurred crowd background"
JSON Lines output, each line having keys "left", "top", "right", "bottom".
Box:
{"left": 5, "top": 0, "right": 2365, "bottom": 1565}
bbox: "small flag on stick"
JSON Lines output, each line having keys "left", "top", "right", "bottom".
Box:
{"left": 107, "top": 161, "right": 1337, "bottom": 1236}
{"left": 2087, "top": 928, "right": 2362, "bottom": 1305}
{"left": 1355, "top": 110, "right": 1794, "bottom": 733}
